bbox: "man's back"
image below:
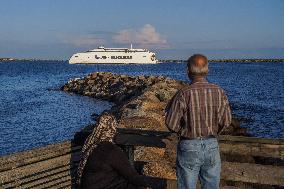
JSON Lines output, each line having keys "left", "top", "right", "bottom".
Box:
{"left": 166, "top": 80, "right": 231, "bottom": 138}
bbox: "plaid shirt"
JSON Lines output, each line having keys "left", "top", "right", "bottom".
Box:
{"left": 165, "top": 80, "right": 232, "bottom": 138}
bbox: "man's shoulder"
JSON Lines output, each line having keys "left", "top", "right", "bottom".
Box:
{"left": 205, "top": 82, "right": 224, "bottom": 90}
{"left": 179, "top": 82, "right": 224, "bottom": 92}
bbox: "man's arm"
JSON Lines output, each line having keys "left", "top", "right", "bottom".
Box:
{"left": 218, "top": 92, "right": 232, "bottom": 134}
{"left": 165, "top": 90, "right": 186, "bottom": 134}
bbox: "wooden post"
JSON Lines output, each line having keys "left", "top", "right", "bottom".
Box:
{"left": 118, "top": 145, "right": 135, "bottom": 167}
{"left": 126, "top": 145, "right": 135, "bottom": 167}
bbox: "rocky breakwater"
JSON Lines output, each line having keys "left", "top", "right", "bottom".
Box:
{"left": 62, "top": 72, "right": 249, "bottom": 179}
{"left": 62, "top": 72, "right": 162, "bottom": 103}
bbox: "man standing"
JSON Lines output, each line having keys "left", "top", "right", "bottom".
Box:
{"left": 165, "top": 54, "right": 232, "bottom": 189}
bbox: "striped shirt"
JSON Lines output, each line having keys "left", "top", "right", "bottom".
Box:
{"left": 165, "top": 80, "right": 232, "bottom": 138}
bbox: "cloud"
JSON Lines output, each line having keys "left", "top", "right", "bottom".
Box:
{"left": 61, "top": 35, "right": 106, "bottom": 47}
{"left": 113, "top": 24, "right": 168, "bottom": 49}
{"left": 59, "top": 24, "right": 168, "bottom": 49}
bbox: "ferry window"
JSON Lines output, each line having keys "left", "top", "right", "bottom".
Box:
{"left": 75, "top": 56, "right": 78, "bottom": 57}
{"left": 143, "top": 56, "right": 146, "bottom": 57}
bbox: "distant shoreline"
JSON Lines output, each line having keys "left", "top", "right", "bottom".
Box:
{"left": 0, "top": 58, "right": 65, "bottom": 62}
{"left": 0, "top": 57, "right": 283, "bottom": 63}
{"left": 160, "top": 59, "right": 284, "bottom": 63}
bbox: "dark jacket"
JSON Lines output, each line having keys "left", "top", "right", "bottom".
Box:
{"left": 81, "top": 141, "right": 147, "bottom": 189}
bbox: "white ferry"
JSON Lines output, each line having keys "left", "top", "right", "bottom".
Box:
{"left": 69, "top": 45, "right": 158, "bottom": 64}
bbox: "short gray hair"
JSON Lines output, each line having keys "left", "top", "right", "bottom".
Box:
{"left": 187, "top": 54, "right": 208, "bottom": 76}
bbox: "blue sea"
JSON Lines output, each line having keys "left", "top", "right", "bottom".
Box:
{"left": 0, "top": 61, "right": 283, "bottom": 156}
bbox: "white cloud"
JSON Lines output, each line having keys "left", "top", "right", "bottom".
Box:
{"left": 59, "top": 24, "right": 168, "bottom": 49}
{"left": 113, "top": 24, "right": 168, "bottom": 49}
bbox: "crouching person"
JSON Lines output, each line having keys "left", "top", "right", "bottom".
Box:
{"left": 76, "top": 113, "right": 163, "bottom": 189}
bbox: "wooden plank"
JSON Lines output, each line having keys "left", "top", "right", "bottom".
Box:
{"left": 117, "top": 129, "right": 284, "bottom": 145}
{"left": 29, "top": 175, "right": 72, "bottom": 189}
{"left": 115, "top": 132, "right": 283, "bottom": 160}
{"left": 0, "top": 141, "right": 81, "bottom": 172}
{"left": 74, "top": 129, "right": 284, "bottom": 159}
{"left": 117, "top": 128, "right": 171, "bottom": 137}
{"left": 24, "top": 171, "right": 72, "bottom": 189}
{"left": 0, "top": 141, "right": 71, "bottom": 164}
{"left": 115, "top": 133, "right": 166, "bottom": 148}
{"left": 44, "top": 180, "right": 73, "bottom": 189}
{"left": 221, "top": 161, "right": 284, "bottom": 186}
{"left": 219, "top": 135, "right": 284, "bottom": 145}
{"left": 115, "top": 132, "right": 284, "bottom": 159}
{"left": 220, "top": 186, "right": 240, "bottom": 189}
{"left": 164, "top": 179, "right": 177, "bottom": 189}
{"left": 74, "top": 128, "right": 284, "bottom": 159}
{"left": 119, "top": 145, "right": 135, "bottom": 167}
{"left": 133, "top": 179, "right": 271, "bottom": 189}
{"left": 0, "top": 151, "right": 78, "bottom": 184}
{"left": 2, "top": 165, "right": 72, "bottom": 188}
{"left": 219, "top": 142, "right": 284, "bottom": 159}
{"left": 162, "top": 176, "right": 284, "bottom": 189}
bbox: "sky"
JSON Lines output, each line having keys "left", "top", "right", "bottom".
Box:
{"left": 0, "top": 0, "right": 283, "bottom": 60}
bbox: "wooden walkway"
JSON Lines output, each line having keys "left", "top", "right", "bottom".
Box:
{"left": 0, "top": 129, "right": 283, "bottom": 189}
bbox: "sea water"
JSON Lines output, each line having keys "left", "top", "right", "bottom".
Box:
{"left": 0, "top": 61, "right": 283, "bottom": 155}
